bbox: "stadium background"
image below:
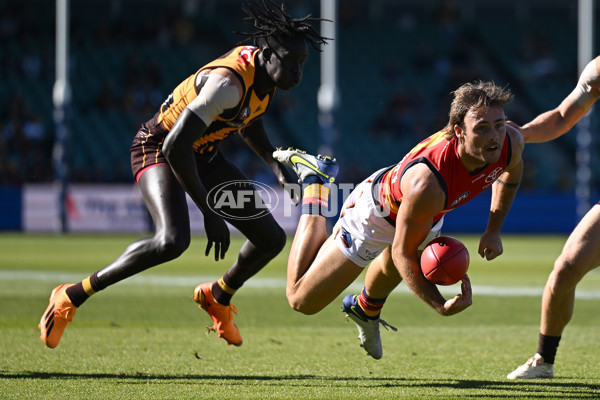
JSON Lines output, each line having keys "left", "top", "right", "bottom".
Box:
{"left": 0, "top": 0, "right": 598, "bottom": 233}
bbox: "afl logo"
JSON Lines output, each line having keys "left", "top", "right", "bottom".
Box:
{"left": 449, "top": 191, "right": 470, "bottom": 208}
{"left": 207, "top": 180, "right": 279, "bottom": 220}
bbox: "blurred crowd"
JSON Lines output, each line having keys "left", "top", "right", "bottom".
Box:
{"left": 0, "top": 0, "right": 594, "bottom": 191}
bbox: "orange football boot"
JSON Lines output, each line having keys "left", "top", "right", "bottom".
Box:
{"left": 193, "top": 283, "right": 243, "bottom": 346}
{"left": 39, "top": 284, "right": 77, "bottom": 348}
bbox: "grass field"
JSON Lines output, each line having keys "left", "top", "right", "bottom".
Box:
{"left": 1, "top": 233, "right": 600, "bottom": 399}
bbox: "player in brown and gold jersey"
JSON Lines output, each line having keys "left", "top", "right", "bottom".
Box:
{"left": 39, "top": 0, "right": 329, "bottom": 349}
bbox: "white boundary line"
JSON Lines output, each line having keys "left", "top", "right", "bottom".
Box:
{"left": 2, "top": 270, "right": 600, "bottom": 299}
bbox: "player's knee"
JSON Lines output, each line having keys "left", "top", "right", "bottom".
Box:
{"left": 288, "top": 299, "right": 319, "bottom": 315}
{"left": 270, "top": 227, "right": 287, "bottom": 254}
{"left": 257, "top": 226, "right": 287, "bottom": 258}
{"left": 551, "top": 255, "right": 584, "bottom": 289}
{"left": 156, "top": 233, "right": 190, "bottom": 260}
{"left": 286, "top": 291, "right": 320, "bottom": 315}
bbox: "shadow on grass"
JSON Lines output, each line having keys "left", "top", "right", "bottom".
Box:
{"left": 1, "top": 371, "right": 599, "bottom": 397}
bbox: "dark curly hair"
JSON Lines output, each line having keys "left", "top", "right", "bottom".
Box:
{"left": 236, "top": 0, "right": 330, "bottom": 52}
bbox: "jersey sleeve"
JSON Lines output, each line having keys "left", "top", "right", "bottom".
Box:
{"left": 186, "top": 73, "right": 241, "bottom": 126}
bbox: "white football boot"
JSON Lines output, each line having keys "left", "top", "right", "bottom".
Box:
{"left": 342, "top": 294, "right": 397, "bottom": 360}
{"left": 507, "top": 353, "right": 554, "bottom": 379}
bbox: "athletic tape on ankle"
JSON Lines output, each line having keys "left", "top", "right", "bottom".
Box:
{"left": 302, "top": 184, "right": 329, "bottom": 206}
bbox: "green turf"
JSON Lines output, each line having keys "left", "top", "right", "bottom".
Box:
{"left": 1, "top": 233, "right": 599, "bottom": 399}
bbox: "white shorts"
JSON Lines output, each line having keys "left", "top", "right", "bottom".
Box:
{"left": 333, "top": 168, "right": 444, "bottom": 268}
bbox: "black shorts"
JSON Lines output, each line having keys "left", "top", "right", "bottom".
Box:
{"left": 130, "top": 126, "right": 168, "bottom": 180}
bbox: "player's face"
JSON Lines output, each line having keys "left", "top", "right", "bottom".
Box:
{"left": 265, "top": 36, "right": 308, "bottom": 90}
{"left": 455, "top": 106, "right": 507, "bottom": 170}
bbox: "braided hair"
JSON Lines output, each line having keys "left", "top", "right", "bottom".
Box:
{"left": 236, "top": 0, "right": 330, "bottom": 52}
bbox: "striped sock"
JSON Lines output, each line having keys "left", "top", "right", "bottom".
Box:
{"left": 301, "top": 184, "right": 330, "bottom": 216}
{"left": 357, "top": 287, "right": 387, "bottom": 319}
{"left": 65, "top": 272, "right": 102, "bottom": 307}
{"left": 211, "top": 275, "right": 239, "bottom": 306}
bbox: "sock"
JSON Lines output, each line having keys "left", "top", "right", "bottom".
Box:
{"left": 357, "top": 287, "right": 387, "bottom": 320}
{"left": 211, "top": 275, "right": 239, "bottom": 306}
{"left": 301, "top": 183, "right": 330, "bottom": 216}
{"left": 537, "top": 333, "right": 561, "bottom": 364}
{"left": 65, "top": 272, "right": 103, "bottom": 307}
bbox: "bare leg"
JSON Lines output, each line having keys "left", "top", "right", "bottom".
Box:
{"left": 287, "top": 215, "right": 328, "bottom": 285}
{"left": 541, "top": 204, "right": 600, "bottom": 336}
{"left": 286, "top": 215, "right": 363, "bottom": 315}
{"left": 363, "top": 246, "right": 402, "bottom": 299}
{"left": 507, "top": 205, "right": 600, "bottom": 378}
{"left": 271, "top": 148, "right": 356, "bottom": 314}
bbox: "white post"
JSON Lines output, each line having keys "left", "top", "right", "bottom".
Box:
{"left": 53, "top": 0, "right": 71, "bottom": 233}
{"left": 318, "top": 0, "right": 338, "bottom": 157}
{"left": 576, "top": 0, "right": 594, "bottom": 221}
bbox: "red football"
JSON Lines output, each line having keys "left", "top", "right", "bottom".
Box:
{"left": 420, "top": 236, "right": 469, "bottom": 286}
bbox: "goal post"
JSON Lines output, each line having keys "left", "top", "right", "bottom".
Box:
{"left": 576, "top": 0, "right": 595, "bottom": 221}
{"left": 53, "top": 0, "right": 71, "bottom": 233}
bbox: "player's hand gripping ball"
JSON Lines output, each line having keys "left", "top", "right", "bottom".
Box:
{"left": 420, "top": 236, "right": 469, "bottom": 285}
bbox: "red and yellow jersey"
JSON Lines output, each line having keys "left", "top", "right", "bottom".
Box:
{"left": 376, "top": 129, "right": 512, "bottom": 224}
{"left": 143, "top": 46, "right": 275, "bottom": 154}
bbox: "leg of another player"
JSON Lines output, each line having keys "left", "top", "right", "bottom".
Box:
{"left": 538, "top": 205, "right": 600, "bottom": 355}
{"left": 286, "top": 214, "right": 364, "bottom": 315}
{"left": 221, "top": 218, "right": 286, "bottom": 301}
{"left": 195, "top": 152, "right": 287, "bottom": 305}
{"left": 508, "top": 204, "right": 600, "bottom": 378}
{"left": 39, "top": 165, "right": 190, "bottom": 348}
{"left": 190, "top": 152, "right": 287, "bottom": 346}
{"left": 69, "top": 164, "right": 191, "bottom": 304}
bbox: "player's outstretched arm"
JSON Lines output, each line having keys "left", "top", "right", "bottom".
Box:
{"left": 240, "top": 120, "right": 300, "bottom": 204}
{"left": 510, "top": 56, "right": 600, "bottom": 143}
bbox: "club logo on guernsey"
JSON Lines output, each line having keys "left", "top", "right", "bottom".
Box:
{"left": 339, "top": 227, "right": 353, "bottom": 248}
{"left": 226, "top": 107, "right": 251, "bottom": 128}
{"left": 485, "top": 167, "right": 504, "bottom": 183}
{"left": 237, "top": 46, "right": 255, "bottom": 64}
{"left": 239, "top": 107, "right": 251, "bottom": 120}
